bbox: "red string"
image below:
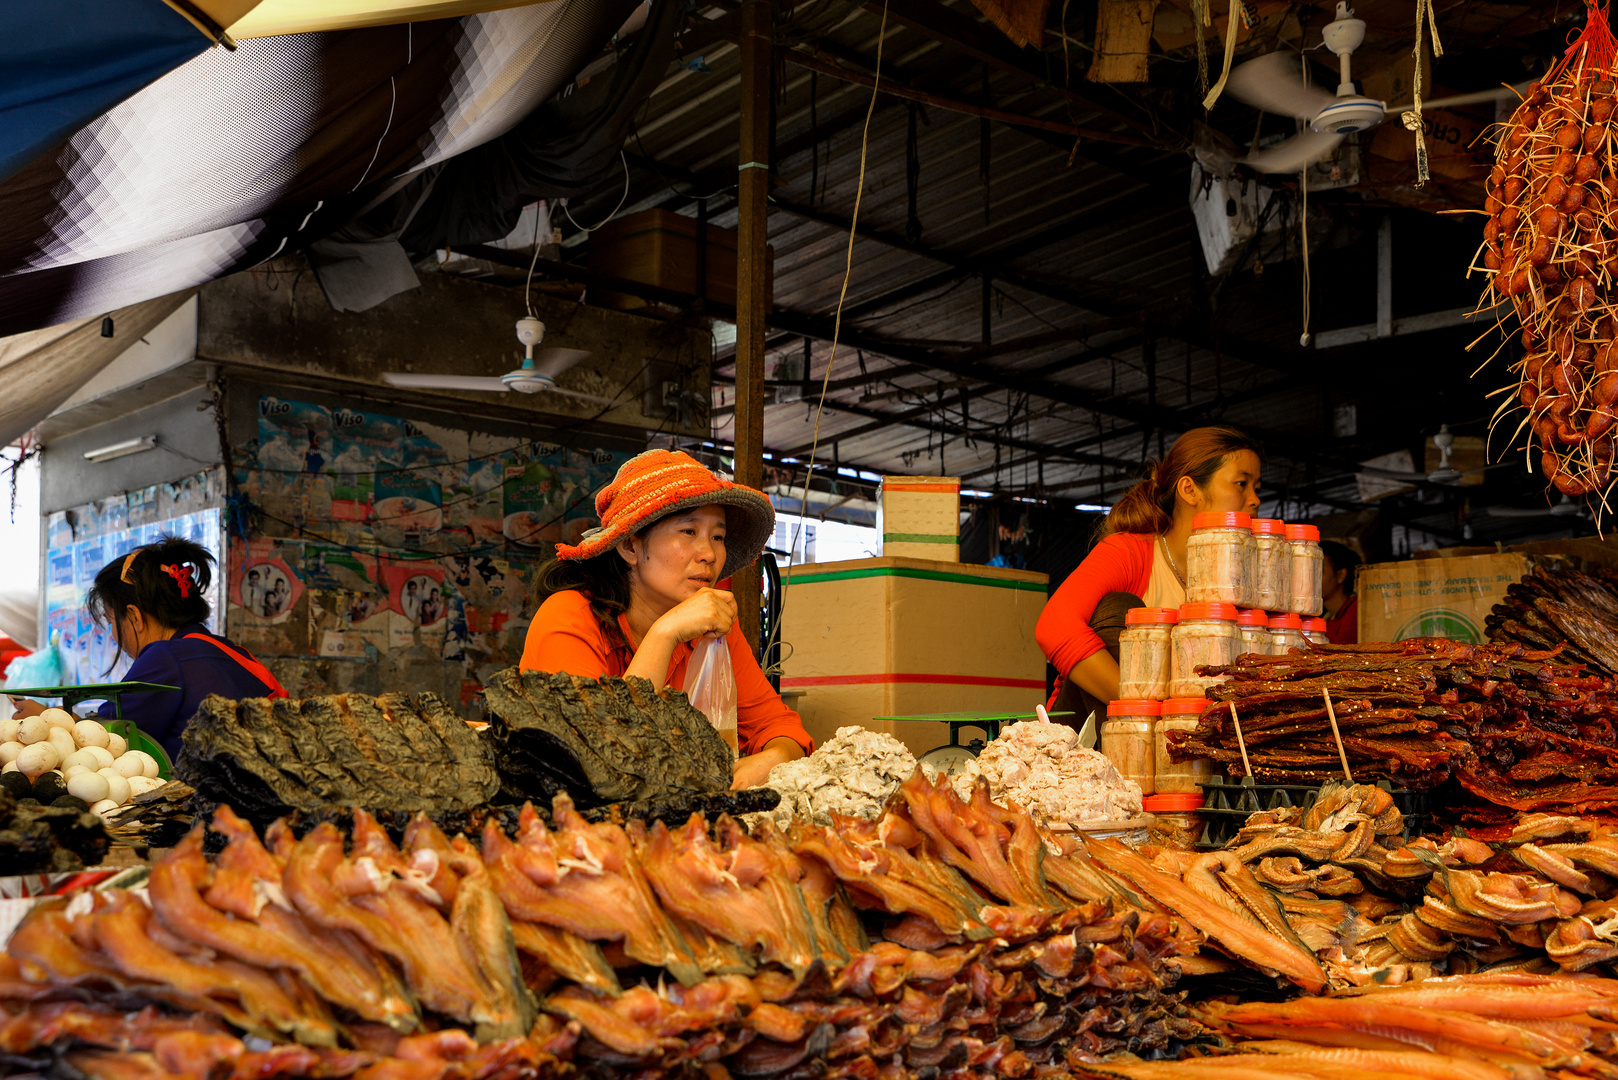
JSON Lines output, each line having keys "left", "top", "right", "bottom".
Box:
{"left": 1554, "top": 1, "right": 1617, "bottom": 80}
{"left": 161, "top": 563, "right": 195, "bottom": 598}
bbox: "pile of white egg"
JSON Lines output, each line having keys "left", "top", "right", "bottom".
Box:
{"left": 0, "top": 708, "right": 162, "bottom": 818}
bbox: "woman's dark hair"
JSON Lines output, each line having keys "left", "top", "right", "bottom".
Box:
{"left": 1318, "top": 540, "right": 1360, "bottom": 594}
{"left": 536, "top": 550, "right": 634, "bottom": 649}
{"left": 87, "top": 535, "right": 215, "bottom": 634}
{"left": 1103, "top": 425, "right": 1266, "bottom": 536}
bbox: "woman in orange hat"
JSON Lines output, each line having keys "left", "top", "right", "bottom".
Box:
{"left": 521, "top": 449, "right": 811, "bottom": 788}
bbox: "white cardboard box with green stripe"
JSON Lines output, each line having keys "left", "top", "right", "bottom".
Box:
{"left": 877, "top": 476, "right": 962, "bottom": 561}
{"left": 778, "top": 556, "right": 1050, "bottom": 757}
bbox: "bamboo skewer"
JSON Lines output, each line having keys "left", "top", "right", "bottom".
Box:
{"left": 1322, "top": 688, "right": 1355, "bottom": 784}
{"left": 1227, "top": 700, "right": 1253, "bottom": 779}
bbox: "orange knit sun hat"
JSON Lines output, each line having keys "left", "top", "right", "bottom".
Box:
{"left": 555, "top": 449, "right": 776, "bottom": 579}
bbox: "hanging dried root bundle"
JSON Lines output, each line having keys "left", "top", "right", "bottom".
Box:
{"left": 1481, "top": 2, "right": 1618, "bottom": 514}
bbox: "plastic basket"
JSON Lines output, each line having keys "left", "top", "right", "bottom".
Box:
{"left": 1195, "top": 777, "right": 1429, "bottom": 848}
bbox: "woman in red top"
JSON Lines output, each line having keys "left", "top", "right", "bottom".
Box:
{"left": 1036, "top": 426, "right": 1263, "bottom": 723}
{"left": 521, "top": 449, "right": 811, "bottom": 789}
{"left": 1318, "top": 540, "right": 1360, "bottom": 645}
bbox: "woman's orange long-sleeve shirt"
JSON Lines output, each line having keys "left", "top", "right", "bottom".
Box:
{"left": 520, "top": 589, "right": 814, "bottom": 757}
{"left": 1035, "top": 531, "right": 1157, "bottom": 677}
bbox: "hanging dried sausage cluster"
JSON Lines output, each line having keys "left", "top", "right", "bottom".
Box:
{"left": 1484, "top": 8, "right": 1618, "bottom": 503}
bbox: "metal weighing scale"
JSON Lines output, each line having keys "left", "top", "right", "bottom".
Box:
{"left": 874, "top": 710, "right": 1076, "bottom": 776}
{"left": 6, "top": 682, "right": 180, "bottom": 779}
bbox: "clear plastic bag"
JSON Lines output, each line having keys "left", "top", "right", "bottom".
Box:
{"left": 684, "top": 636, "right": 738, "bottom": 757}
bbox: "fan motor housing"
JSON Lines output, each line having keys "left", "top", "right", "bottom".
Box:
{"left": 1312, "top": 97, "right": 1384, "bottom": 134}
{"left": 502, "top": 371, "right": 555, "bottom": 394}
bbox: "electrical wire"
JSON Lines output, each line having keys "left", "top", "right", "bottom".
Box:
{"left": 763, "top": 0, "right": 891, "bottom": 677}
{"left": 561, "top": 151, "right": 633, "bottom": 235}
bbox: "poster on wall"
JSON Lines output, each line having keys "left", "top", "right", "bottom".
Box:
{"left": 230, "top": 538, "right": 303, "bottom": 624}
{"left": 383, "top": 562, "right": 447, "bottom": 652}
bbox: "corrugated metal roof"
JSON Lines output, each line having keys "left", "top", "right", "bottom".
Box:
{"left": 531, "top": 0, "right": 1601, "bottom": 545}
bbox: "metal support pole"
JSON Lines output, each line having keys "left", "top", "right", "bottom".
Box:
{"left": 734, "top": 0, "right": 773, "bottom": 652}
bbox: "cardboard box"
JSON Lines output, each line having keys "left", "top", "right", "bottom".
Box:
{"left": 778, "top": 556, "right": 1049, "bottom": 756}
{"left": 1359, "top": 552, "right": 1532, "bottom": 644}
{"left": 878, "top": 476, "right": 961, "bottom": 561}
{"left": 586, "top": 208, "right": 773, "bottom": 311}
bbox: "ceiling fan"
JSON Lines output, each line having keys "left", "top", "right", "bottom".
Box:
{"left": 382, "top": 317, "right": 619, "bottom": 405}
{"left": 1224, "top": 4, "right": 1385, "bottom": 174}
{"left": 1358, "top": 426, "right": 1514, "bottom": 486}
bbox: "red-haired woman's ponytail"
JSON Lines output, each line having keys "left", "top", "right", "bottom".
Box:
{"left": 1101, "top": 425, "right": 1262, "bottom": 537}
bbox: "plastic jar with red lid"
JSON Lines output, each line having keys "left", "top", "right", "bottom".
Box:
{"left": 1170, "top": 602, "right": 1240, "bottom": 697}
{"left": 1101, "top": 699, "right": 1159, "bottom": 795}
{"left": 1301, "top": 616, "right": 1330, "bottom": 646}
{"left": 1284, "top": 523, "right": 1324, "bottom": 616}
{"left": 1156, "top": 698, "right": 1217, "bottom": 795}
{"left": 1118, "top": 607, "right": 1178, "bottom": 700}
{"left": 1269, "top": 612, "right": 1308, "bottom": 654}
{"left": 1186, "top": 511, "right": 1257, "bottom": 607}
{"left": 1235, "top": 607, "right": 1273, "bottom": 658}
{"left": 1251, "top": 518, "right": 1289, "bottom": 611}
{"left": 1143, "top": 792, "right": 1205, "bottom": 848}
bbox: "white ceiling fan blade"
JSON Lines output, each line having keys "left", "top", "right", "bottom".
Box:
{"left": 1225, "top": 52, "right": 1337, "bottom": 120}
{"left": 382, "top": 373, "right": 509, "bottom": 392}
{"left": 1387, "top": 83, "right": 1531, "bottom": 115}
{"left": 548, "top": 386, "right": 623, "bottom": 407}
{"left": 533, "top": 347, "right": 592, "bottom": 380}
{"left": 1242, "top": 128, "right": 1343, "bottom": 173}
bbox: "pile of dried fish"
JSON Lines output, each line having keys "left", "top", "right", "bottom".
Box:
{"left": 958, "top": 721, "right": 1143, "bottom": 829}
{"left": 1074, "top": 973, "right": 1618, "bottom": 1080}
{"left": 0, "top": 784, "right": 109, "bottom": 872}
{"left": 482, "top": 668, "right": 734, "bottom": 811}
{"left": 1115, "top": 779, "right": 1618, "bottom": 990}
{"left": 0, "top": 772, "right": 1199, "bottom": 1079}
{"left": 1487, "top": 564, "right": 1618, "bottom": 674}
{"left": 1168, "top": 638, "right": 1618, "bottom": 818}
{"left": 177, "top": 690, "right": 498, "bottom": 821}
{"left": 755, "top": 725, "right": 916, "bottom": 830}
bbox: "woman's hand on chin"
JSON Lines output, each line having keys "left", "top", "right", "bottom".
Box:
{"left": 651, "top": 587, "right": 737, "bottom": 645}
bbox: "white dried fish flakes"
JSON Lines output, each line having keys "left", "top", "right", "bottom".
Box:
{"left": 757, "top": 726, "right": 917, "bottom": 828}
{"left": 953, "top": 721, "right": 1142, "bottom": 828}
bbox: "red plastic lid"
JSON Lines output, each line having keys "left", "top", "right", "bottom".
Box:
{"left": 1268, "top": 613, "right": 1304, "bottom": 630}
{"left": 1235, "top": 608, "right": 1270, "bottom": 627}
{"left": 1160, "top": 697, "right": 1211, "bottom": 715}
{"left": 1144, "top": 793, "right": 1205, "bottom": 811}
{"left": 1192, "top": 511, "right": 1253, "bottom": 530}
{"left": 1301, "top": 617, "right": 1328, "bottom": 633}
{"left": 1179, "top": 602, "right": 1238, "bottom": 621}
{"left": 1250, "top": 518, "right": 1286, "bottom": 536}
{"left": 1106, "top": 699, "right": 1162, "bottom": 717}
{"left": 1125, "top": 606, "right": 1180, "bottom": 626}
{"left": 1285, "top": 524, "right": 1320, "bottom": 541}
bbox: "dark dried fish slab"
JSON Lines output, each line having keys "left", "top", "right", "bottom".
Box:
{"left": 177, "top": 691, "right": 497, "bottom": 820}
{"left": 482, "top": 668, "right": 734, "bottom": 811}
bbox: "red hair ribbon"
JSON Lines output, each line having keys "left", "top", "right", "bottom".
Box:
{"left": 161, "top": 563, "right": 195, "bottom": 598}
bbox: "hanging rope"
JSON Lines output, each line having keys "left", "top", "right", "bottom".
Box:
{"left": 1192, "top": 0, "right": 1211, "bottom": 96}
{"left": 1202, "top": 0, "right": 1242, "bottom": 110}
{"left": 1402, "top": 0, "right": 1444, "bottom": 187}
